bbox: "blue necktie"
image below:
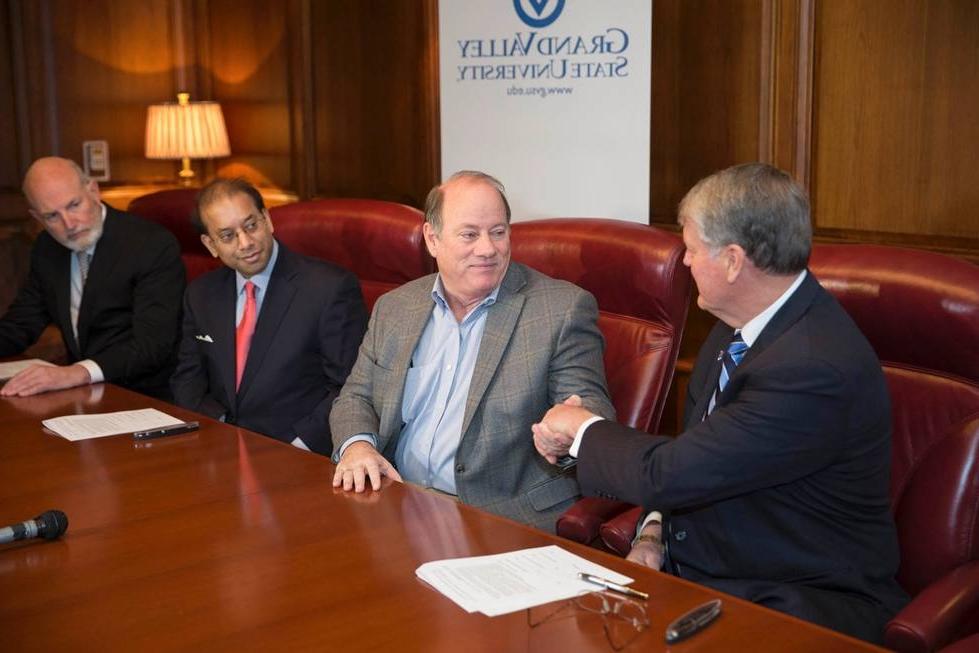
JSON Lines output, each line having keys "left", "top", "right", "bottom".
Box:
{"left": 707, "top": 332, "right": 748, "bottom": 415}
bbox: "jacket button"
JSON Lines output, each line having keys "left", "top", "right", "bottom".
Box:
{"left": 455, "top": 464, "right": 465, "bottom": 473}
{"left": 675, "top": 530, "right": 687, "bottom": 541}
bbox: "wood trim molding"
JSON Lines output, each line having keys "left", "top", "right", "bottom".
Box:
{"left": 422, "top": 0, "right": 441, "bottom": 185}
{"left": 758, "top": 0, "right": 776, "bottom": 164}
{"left": 287, "top": 0, "right": 315, "bottom": 199}
{"left": 794, "top": 0, "right": 815, "bottom": 192}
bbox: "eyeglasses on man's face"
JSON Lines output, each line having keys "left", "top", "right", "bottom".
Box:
{"left": 211, "top": 213, "right": 267, "bottom": 246}
{"left": 528, "top": 590, "right": 650, "bottom": 651}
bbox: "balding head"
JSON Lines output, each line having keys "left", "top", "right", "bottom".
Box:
{"left": 23, "top": 157, "right": 104, "bottom": 251}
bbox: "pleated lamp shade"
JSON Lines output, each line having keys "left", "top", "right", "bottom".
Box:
{"left": 145, "top": 92, "right": 230, "bottom": 184}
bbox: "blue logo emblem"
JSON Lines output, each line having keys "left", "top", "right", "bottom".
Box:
{"left": 513, "top": 0, "right": 565, "bottom": 28}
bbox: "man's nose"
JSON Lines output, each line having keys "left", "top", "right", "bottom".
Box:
{"left": 60, "top": 211, "right": 79, "bottom": 232}
{"left": 474, "top": 232, "right": 495, "bottom": 256}
{"left": 237, "top": 229, "right": 256, "bottom": 250}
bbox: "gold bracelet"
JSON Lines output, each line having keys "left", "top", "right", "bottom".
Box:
{"left": 636, "top": 533, "right": 662, "bottom": 546}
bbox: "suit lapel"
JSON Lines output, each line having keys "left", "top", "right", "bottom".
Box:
{"left": 215, "top": 270, "right": 238, "bottom": 410}
{"left": 689, "top": 327, "right": 731, "bottom": 425}
{"left": 50, "top": 245, "right": 78, "bottom": 357}
{"left": 237, "top": 245, "right": 296, "bottom": 401}
{"left": 460, "top": 264, "right": 526, "bottom": 439}
{"left": 378, "top": 284, "right": 434, "bottom": 453}
{"left": 75, "top": 204, "right": 122, "bottom": 352}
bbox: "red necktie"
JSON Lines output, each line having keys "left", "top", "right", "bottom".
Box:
{"left": 235, "top": 281, "right": 257, "bottom": 391}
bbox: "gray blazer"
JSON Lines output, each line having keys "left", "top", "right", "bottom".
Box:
{"left": 331, "top": 262, "right": 615, "bottom": 530}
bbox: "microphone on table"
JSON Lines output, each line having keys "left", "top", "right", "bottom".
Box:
{"left": 0, "top": 510, "right": 69, "bottom": 544}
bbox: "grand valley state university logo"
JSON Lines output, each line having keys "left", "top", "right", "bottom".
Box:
{"left": 514, "top": 0, "right": 565, "bottom": 28}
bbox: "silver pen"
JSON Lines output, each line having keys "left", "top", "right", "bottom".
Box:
{"left": 577, "top": 572, "right": 649, "bottom": 600}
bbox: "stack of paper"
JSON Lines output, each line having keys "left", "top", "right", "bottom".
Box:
{"left": 416, "top": 545, "right": 636, "bottom": 616}
{"left": 42, "top": 408, "right": 184, "bottom": 441}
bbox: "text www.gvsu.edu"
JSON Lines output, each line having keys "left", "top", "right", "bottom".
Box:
{"left": 506, "top": 85, "right": 574, "bottom": 98}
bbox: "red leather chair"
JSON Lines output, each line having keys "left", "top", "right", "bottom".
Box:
{"left": 509, "top": 218, "right": 691, "bottom": 543}
{"left": 128, "top": 188, "right": 221, "bottom": 281}
{"left": 270, "top": 199, "right": 433, "bottom": 310}
{"left": 808, "top": 245, "right": 979, "bottom": 653}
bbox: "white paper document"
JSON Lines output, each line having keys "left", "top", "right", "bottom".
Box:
{"left": 43, "top": 408, "right": 184, "bottom": 441}
{"left": 415, "top": 545, "right": 635, "bottom": 616}
{"left": 0, "top": 358, "right": 55, "bottom": 381}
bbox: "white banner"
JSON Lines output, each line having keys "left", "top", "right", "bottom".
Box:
{"left": 440, "top": 0, "right": 651, "bottom": 223}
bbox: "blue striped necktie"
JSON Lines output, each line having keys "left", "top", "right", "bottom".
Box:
{"left": 707, "top": 332, "right": 748, "bottom": 416}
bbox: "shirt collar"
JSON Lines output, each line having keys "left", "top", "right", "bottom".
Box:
{"left": 236, "top": 239, "right": 279, "bottom": 295}
{"left": 431, "top": 275, "right": 500, "bottom": 315}
{"left": 739, "top": 270, "right": 808, "bottom": 346}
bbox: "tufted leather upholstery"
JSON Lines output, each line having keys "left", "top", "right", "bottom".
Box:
{"left": 808, "top": 245, "right": 979, "bottom": 653}
{"left": 270, "top": 199, "right": 433, "bottom": 310}
{"left": 128, "top": 188, "right": 221, "bottom": 281}
{"left": 510, "top": 218, "right": 691, "bottom": 543}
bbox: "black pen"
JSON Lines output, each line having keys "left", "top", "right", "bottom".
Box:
{"left": 665, "top": 598, "right": 722, "bottom": 643}
{"left": 133, "top": 421, "right": 200, "bottom": 441}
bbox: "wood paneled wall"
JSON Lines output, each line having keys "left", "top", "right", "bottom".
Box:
{"left": 1, "top": 0, "right": 976, "bottom": 252}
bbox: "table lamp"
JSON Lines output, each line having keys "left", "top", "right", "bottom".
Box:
{"left": 145, "top": 92, "right": 230, "bottom": 186}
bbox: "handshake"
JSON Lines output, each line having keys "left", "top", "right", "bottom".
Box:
{"left": 532, "top": 394, "right": 599, "bottom": 465}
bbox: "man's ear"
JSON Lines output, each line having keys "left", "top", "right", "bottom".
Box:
{"left": 201, "top": 234, "right": 219, "bottom": 258}
{"left": 422, "top": 222, "right": 439, "bottom": 258}
{"left": 263, "top": 209, "right": 274, "bottom": 234}
{"left": 87, "top": 178, "right": 101, "bottom": 202}
{"left": 724, "top": 244, "right": 746, "bottom": 283}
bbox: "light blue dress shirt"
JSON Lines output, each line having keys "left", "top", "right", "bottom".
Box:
{"left": 393, "top": 277, "right": 499, "bottom": 494}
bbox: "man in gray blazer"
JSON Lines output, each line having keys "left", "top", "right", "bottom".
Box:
{"left": 331, "top": 170, "right": 614, "bottom": 530}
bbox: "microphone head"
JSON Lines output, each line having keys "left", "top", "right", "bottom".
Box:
{"left": 35, "top": 510, "right": 69, "bottom": 540}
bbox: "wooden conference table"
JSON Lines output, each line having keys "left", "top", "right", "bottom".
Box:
{"left": 0, "top": 382, "right": 885, "bottom": 652}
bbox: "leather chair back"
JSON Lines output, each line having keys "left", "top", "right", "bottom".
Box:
{"left": 809, "top": 244, "right": 979, "bottom": 652}
{"left": 270, "top": 199, "right": 434, "bottom": 310}
{"left": 128, "top": 188, "right": 221, "bottom": 281}
{"left": 511, "top": 218, "right": 691, "bottom": 433}
{"left": 511, "top": 218, "right": 691, "bottom": 545}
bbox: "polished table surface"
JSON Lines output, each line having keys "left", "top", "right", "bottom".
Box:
{"left": 0, "top": 383, "right": 885, "bottom": 652}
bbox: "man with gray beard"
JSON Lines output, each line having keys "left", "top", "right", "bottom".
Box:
{"left": 0, "top": 157, "right": 184, "bottom": 398}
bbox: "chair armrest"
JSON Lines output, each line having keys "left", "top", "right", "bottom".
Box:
{"left": 555, "top": 498, "right": 634, "bottom": 544}
{"left": 599, "top": 505, "right": 645, "bottom": 556}
{"left": 884, "top": 560, "right": 979, "bottom": 653}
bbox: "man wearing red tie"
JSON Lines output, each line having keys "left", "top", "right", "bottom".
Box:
{"left": 171, "top": 178, "right": 367, "bottom": 456}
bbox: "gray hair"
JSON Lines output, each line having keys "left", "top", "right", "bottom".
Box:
{"left": 679, "top": 163, "right": 811, "bottom": 274}
{"left": 423, "top": 170, "right": 512, "bottom": 234}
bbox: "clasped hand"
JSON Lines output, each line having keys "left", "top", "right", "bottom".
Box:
{"left": 532, "top": 394, "right": 596, "bottom": 464}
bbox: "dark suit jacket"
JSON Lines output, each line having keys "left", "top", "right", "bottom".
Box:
{"left": 0, "top": 205, "right": 185, "bottom": 397}
{"left": 578, "top": 272, "right": 908, "bottom": 642}
{"left": 171, "top": 243, "right": 367, "bottom": 456}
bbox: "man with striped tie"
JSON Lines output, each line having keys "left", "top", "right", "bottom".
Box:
{"left": 532, "top": 163, "right": 907, "bottom": 643}
{"left": 0, "top": 157, "right": 184, "bottom": 398}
